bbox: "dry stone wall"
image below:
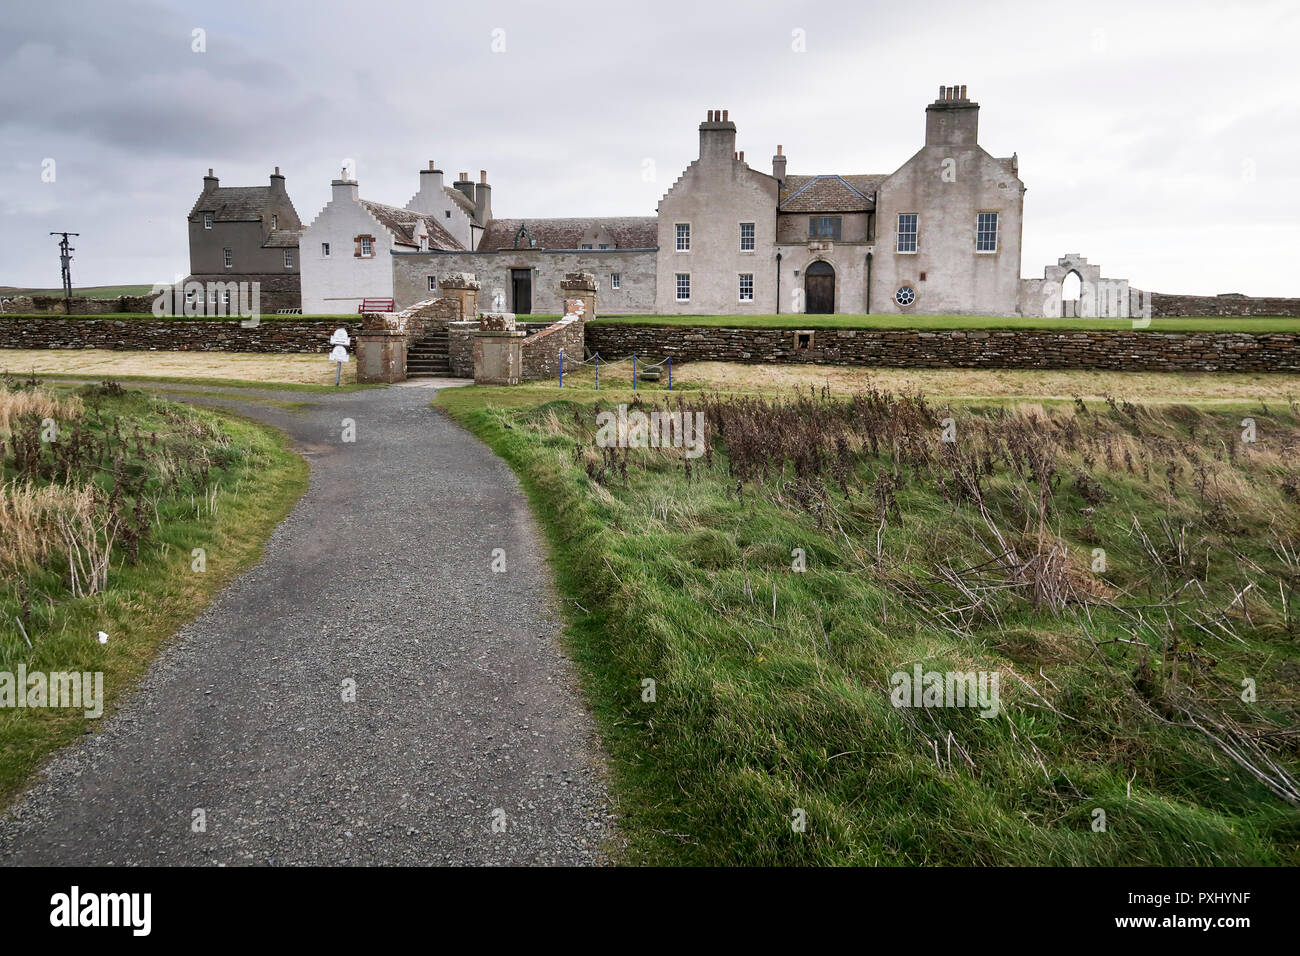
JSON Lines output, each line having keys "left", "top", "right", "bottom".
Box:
{"left": 585, "top": 324, "right": 1300, "bottom": 372}
{"left": 0, "top": 316, "right": 356, "bottom": 353}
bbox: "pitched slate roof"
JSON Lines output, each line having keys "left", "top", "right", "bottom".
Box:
{"left": 262, "top": 229, "right": 301, "bottom": 248}
{"left": 189, "top": 186, "right": 277, "bottom": 222}
{"left": 779, "top": 174, "right": 886, "bottom": 213}
{"left": 445, "top": 186, "right": 477, "bottom": 215}
{"left": 477, "top": 217, "right": 658, "bottom": 252}
{"left": 360, "top": 200, "right": 463, "bottom": 250}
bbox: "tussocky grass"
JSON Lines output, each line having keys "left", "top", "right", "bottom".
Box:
{"left": 437, "top": 380, "right": 1300, "bottom": 865}
{"left": 0, "top": 383, "right": 307, "bottom": 806}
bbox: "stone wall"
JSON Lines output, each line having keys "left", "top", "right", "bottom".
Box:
{"left": 1151, "top": 293, "right": 1300, "bottom": 318}
{"left": 392, "top": 248, "right": 656, "bottom": 314}
{"left": 585, "top": 324, "right": 1300, "bottom": 372}
{"left": 0, "top": 316, "right": 355, "bottom": 353}
{"left": 0, "top": 295, "right": 160, "bottom": 315}
{"left": 447, "top": 322, "right": 477, "bottom": 377}
{"left": 521, "top": 317, "right": 585, "bottom": 380}
{"left": 447, "top": 320, "right": 563, "bottom": 378}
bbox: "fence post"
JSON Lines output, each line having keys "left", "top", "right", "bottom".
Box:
{"left": 632, "top": 354, "right": 637, "bottom": 391}
{"left": 594, "top": 354, "right": 599, "bottom": 390}
{"left": 667, "top": 356, "right": 672, "bottom": 391}
{"left": 559, "top": 349, "right": 564, "bottom": 387}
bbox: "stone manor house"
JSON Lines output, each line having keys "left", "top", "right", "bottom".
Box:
{"left": 191, "top": 86, "right": 1134, "bottom": 318}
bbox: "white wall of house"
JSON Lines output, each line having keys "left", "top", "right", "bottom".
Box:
{"left": 300, "top": 179, "right": 397, "bottom": 314}
{"left": 405, "top": 164, "right": 477, "bottom": 250}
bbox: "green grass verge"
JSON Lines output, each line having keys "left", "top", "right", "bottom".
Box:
{"left": 437, "top": 384, "right": 1300, "bottom": 865}
{"left": 0, "top": 386, "right": 307, "bottom": 805}
{"left": 0, "top": 285, "right": 157, "bottom": 298}
{"left": 591, "top": 314, "right": 1300, "bottom": 333}
{"left": 34, "top": 372, "right": 377, "bottom": 393}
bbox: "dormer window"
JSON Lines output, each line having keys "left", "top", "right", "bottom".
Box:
{"left": 419, "top": 233, "right": 428, "bottom": 252}
{"left": 203, "top": 213, "right": 213, "bottom": 230}
{"left": 271, "top": 214, "right": 278, "bottom": 229}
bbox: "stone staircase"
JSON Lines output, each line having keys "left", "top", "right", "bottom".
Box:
{"left": 406, "top": 327, "right": 450, "bottom": 378}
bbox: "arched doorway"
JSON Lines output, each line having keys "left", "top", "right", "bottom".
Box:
{"left": 805, "top": 261, "right": 835, "bottom": 314}
{"left": 1061, "top": 270, "right": 1082, "bottom": 318}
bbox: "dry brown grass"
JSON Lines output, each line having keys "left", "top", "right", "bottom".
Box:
{"left": 0, "top": 479, "right": 96, "bottom": 579}
{"left": 664, "top": 363, "right": 1300, "bottom": 405}
{"left": 0, "top": 350, "right": 355, "bottom": 386}
{"left": 0, "top": 384, "right": 83, "bottom": 432}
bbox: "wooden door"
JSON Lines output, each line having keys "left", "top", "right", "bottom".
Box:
{"left": 511, "top": 269, "right": 532, "bottom": 315}
{"left": 804, "top": 261, "right": 835, "bottom": 314}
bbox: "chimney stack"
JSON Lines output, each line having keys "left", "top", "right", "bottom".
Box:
{"left": 474, "top": 169, "right": 492, "bottom": 226}
{"left": 453, "top": 170, "right": 475, "bottom": 203}
{"left": 699, "top": 107, "right": 737, "bottom": 166}
{"left": 772, "top": 144, "right": 786, "bottom": 183}
{"left": 203, "top": 168, "right": 218, "bottom": 193}
{"left": 926, "top": 84, "right": 979, "bottom": 146}
{"left": 409, "top": 161, "right": 445, "bottom": 218}
{"left": 331, "top": 168, "right": 359, "bottom": 203}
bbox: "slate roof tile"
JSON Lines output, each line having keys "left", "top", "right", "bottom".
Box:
{"left": 477, "top": 217, "right": 658, "bottom": 252}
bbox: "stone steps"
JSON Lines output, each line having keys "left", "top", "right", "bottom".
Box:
{"left": 406, "top": 327, "right": 451, "bottom": 378}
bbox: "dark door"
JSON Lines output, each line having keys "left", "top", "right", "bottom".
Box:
{"left": 511, "top": 269, "right": 532, "bottom": 314}
{"left": 805, "top": 261, "right": 835, "bottom": 314}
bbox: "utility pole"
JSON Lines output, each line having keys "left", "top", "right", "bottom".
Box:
{"left": 49, "top": 232, "right": 79, "bottom": 312}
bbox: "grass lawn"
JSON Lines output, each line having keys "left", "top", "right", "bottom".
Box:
{"left": 0, "top": 285, "right": 157, "bottom": 299}
{"left": 0, "top": 379, "right": 308, "bottom": 805}
{"left": 487, "top": 359, "right": 1300, "bottom": 409}
{"left": 0, "top": 349, "right": 374, "bottom": 391}
{"left": 592, "top": 313, "right": 1300, "bottom": 333}
{"left": 437, "top": 368, "right": 1300, "bottom": 865}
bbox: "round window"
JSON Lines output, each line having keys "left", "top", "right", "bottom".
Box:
{"left": 895, "top": 285, "right": 917, "bottom": 307}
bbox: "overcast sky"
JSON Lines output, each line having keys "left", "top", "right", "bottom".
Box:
{"left": 2, "top": 0, "right": 1297, "bottom": 294}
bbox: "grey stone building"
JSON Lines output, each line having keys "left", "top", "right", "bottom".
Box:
{"left": 393, "top": 217, "right": 656, "bottom": 315}
{"left": 325, "top": 86, "right": 1118, "bottom": 317}
{"left": 186, "top": 168, "right": 304, "bottom": 310}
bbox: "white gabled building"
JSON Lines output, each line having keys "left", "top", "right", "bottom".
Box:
{"left": 300, "top": 164, "right": 480, "bottom": 315}
{"left": 404, "top": 162, "right": 489, "bottom": 252}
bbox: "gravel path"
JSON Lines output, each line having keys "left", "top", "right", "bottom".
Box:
{"left": 0, "top": 382, "right": 614, "bottom": 865}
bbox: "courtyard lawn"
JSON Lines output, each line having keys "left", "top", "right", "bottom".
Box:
{"left": 436, "top": 368, "right": 1300, "bottom": 865}
{"left": 487, "top": 360, "right": 1300, "bottom": 409}
{"left": 0, "top": 349, "right": 375, "bottom": 391}
{"left": 0, "top": 379, "right": 307, "bottom": 805}
{"left": 590, "top": 313, "right": 1300, "bottom": 333}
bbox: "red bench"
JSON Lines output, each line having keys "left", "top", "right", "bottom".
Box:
{"left": 358, "top": 298, "right": 395, "bottom": 313}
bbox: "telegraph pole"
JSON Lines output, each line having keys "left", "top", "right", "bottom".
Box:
{"left": 49, "top": 232, "right": 79, "bottom": 311}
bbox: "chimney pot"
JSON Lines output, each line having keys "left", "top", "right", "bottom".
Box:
{"left": 938, "top": 84, "right": 945, "bottom": 98}
{"left": 429, "top": 160, "right": 435, "bottom": 170}
{"left": 722, "top": 109, "right": 728, "bottom": 121}
{"left": 707, "top": 109, "right": 714, "bottom": 121}
{"left": 207, "top": 168, "right": 213, "bottom": 177}
{"left": 960, "top": 84, "right": 967, "bottom": 98}
{"left": 777, "top": 144, "right": 783, "bottom": 155}
{"left": 739, "top": 150, "right": 745, "bottom": 162}
{"left": 480, "top": 169, "right": 487, "bottom": 183}
{"left": 274, "top": 166, "right": 281, "bottom": 176}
